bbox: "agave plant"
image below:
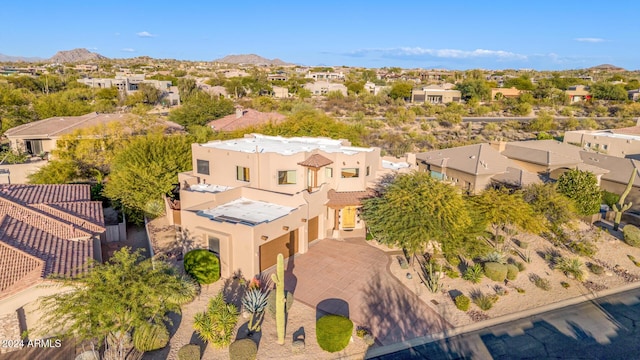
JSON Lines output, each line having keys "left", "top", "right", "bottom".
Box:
{"left": 242, "top": 288, "right": 269, "bottom": 314}
{"left": 556, "top": 257, "right": 586, "bottom": 281}
{"left": 480, "top": 251, "right": 506, "bottom": 264}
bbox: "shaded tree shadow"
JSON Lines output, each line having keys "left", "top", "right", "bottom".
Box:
{"left": 223, "top": 270, "right": 246, "bottom": 308}
{"left": 448, "top": 289, "right": 463, "bottom": 302}
{"left": 360, "top": 271, "right": 452, "bottom": 346}
{"left": 284, "top": 255, "right": 298, "bottom": 295}
{"left": 235, "top": 320, "right": 263, "bottom": 348}
{"left": 316, "top": 298, "right": 350, "bottom": 321}
{"left": 293, "top": 327, "right": 305, "bottom": 342}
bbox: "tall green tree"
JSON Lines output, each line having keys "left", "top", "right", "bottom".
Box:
{"left": 455, "top": 79, "right": 491, "bottom": 101}
{"left": 103, "top": 133, "right": 193, "bottom": 219}
{"left": 590, "top": 82, "right": 628, "bottom": 101}
{"left": 389, "top": 82, "right": 413, "bottom": 100}
{"left": 556, "top": 169, "right": 602, "bottom": 216}
{"left": 362, "top": 171, "right": 471, "bottom": 258}
{"left": 523, "top": 183, "right": 576, "bottom": 227}
{"left": 168, "top": 91, "right": 234, "bottom": 127}
{"left": 471, "top": 188, "right": 545, "bottom": 238}
{"left": 39, "top": 248, "right": 198, "bottom": 360}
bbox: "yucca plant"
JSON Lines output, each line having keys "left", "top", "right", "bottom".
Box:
{"left": 242, "top": 288, "right": 269, "bottom": 314}
{"left": 193, "top": 292, "right": 239, "bottom": 348}
{"left": 463, "top": 264, "right": 484, "bottom": 284}
{"left": 556, "top": 257, "right": 586, "bottom": 281}
{"left": 480, "top": 251, "right": 506, "bottom": 264}
{"left": 471, "top": 290, "right": 496, "bottom": 311}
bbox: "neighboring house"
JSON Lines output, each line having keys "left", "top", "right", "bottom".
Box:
{"left": 491, "top": 87, "right": 521, "bottom": 100}
{"left": 411, "top": 85, "right": 461, "bottom": 104}
{"left": 77, "top": 73, "right": 180, "bottom": 106}
{"left": 580, "top": 152, "right": 640, "bottom": 211}
{"left": 0, "top": 184, "right": 105, "bottom": 352}
{"left": 416, "top": 143, "right": 539, "bottom": 194}
{"left": 208, "top": 108, "right": 286, "bottom": 132}
{"left": 495, "top": 140, "right": 607, "bottom": 181}
{"left": 267, "top": 74, "right": 288, "bottom": 82}
{"left": 4, "top": 112, "right": 184, "bottom": 156}
{"left": 628, "top": 89, "right": 640, "bottom": 101}
{"left": 272, "top": 85, "right": 290, "bottom": 99}
{"left": 304, "top": 71, "right": 345, "bottom": 81}
{"left": 564, "top": 126, "right": 640, "bottom": 158}
{"left": 74, "top": 64, "right": 98, "bottom": 72}
{"left": 364, "top": 81, "right": 390, "bottom": 96}
{"left": 174, "top": 134, "right": 413, "bottom": 278}
{"left": 304, "top": 81, "right": 348, "bottom": 96}
{"left": 565, "top": 85, "right": 591, "bottom": 103}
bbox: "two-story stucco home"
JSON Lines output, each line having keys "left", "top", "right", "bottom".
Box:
{"left": 175, "top": 134, "right": 413, "bottom": 278}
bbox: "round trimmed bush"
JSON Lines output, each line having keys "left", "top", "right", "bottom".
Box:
{"left": 623, "top": 225, "right": 640, "bottom": 247}
{"left": 316, "top": 315, "right": 353, "bottom": 353}
{"left": 484, "top": 262, "right": 508, "bottom": 282}
{"left": 133, "top": 322, "right": 169, "bottom": 352}
{"left": 506, "top": 264, "right": 519, "bottom": 280}
{"left": 177, "top": 344, "right": 201, "bottom": 360}
{"left": 229, "top": 338, "right": 257, "bottom": 360}
{"left": 454, "top": 294, "right": 470, "bottom": 311}
{"left": 183, "top": 249, "right": 220, "bottom": 284}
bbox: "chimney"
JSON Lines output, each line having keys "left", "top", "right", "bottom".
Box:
{"left": 236, "top": 107, "right": 244, "bottom": 118}
{"left": 489, "top": 141, "right": 506, "bottom": 153}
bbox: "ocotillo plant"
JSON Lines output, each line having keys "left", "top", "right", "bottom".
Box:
{"left": 613, "top": 170, "right": 636, "bottom": 231}
{"left": 270, "top": 253, "right": 285, "bottom": 345}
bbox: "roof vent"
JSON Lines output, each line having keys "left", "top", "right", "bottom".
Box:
{"left": 470, "top": 155, "right": 476, "bottom": 159}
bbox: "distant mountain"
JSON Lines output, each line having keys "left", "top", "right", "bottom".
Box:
{"left": 49, "top": 48, "right": 107, "bottom": 63}
{"left": 214, "top": 54, "right": 290, "bottom": 66}
{"left": 588, "top": 64, "right": 626, "bottom": 72}
{"left": 0, "top": 53, "right": 45, "bottom": 62}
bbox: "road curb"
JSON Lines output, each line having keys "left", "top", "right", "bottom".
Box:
{"left": 365, "top": 280, "right": 640, "bottom": 358}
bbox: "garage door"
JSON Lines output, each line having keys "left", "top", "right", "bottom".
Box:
{"left": 308, "top": 216, "right": 319, "bottom": 243}
{"left": 259, "top": 229, "right": 298, "bottom": 271}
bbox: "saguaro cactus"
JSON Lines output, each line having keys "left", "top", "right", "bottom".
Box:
{"left": 270, "top": 253, "right": 285, "bottom": 345}
{"left": 613, "top": 170, "right": 637, "bottom": 231}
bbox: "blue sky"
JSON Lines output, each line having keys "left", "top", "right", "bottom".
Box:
{"left": 1, "top": 1, "right": 638, "bottom": 70}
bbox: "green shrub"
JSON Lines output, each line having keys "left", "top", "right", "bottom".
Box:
{"left": 183, "top": 249, "right": 220, "bottom": 284}
{"left": 267, "top": 290, "right": 294, "bottom": 318}
{"left": 561, "top": 281, "right": 570, "bottom": 288}
{"left": 623, "top": 225, "right": 640, "bottom": 247}
{"left": 515, "top": 261, "right": 526, "bottom": 271}
{"left": 506, "top": 264, "right": 519, "bottom": 280}
{"left": 454, "top": 294, "right": 470, "bottom": 311}
{"left": 444, "top": 266, "right": 459, "bottom": 279}
{"left": 556, "top": 257, "right": 586, "bottom": 281}
{"left": 481, "top": 251, "right": 506, "bottom": 264}
{"left": 177, "top": 344, "right": 201, "bottom": 360}
{"left": 587, "top": 262, "right": 604, "bottom": 275}
{"left": 229, "top": 338, "right": 257, "bottom": 360}
{"left": 133, "top": 322, "right": 169, "bottom": 352}
{"left": 316, "top": 315, "right": 353, "bottom": 353}
{"left": 483, "top": 262, "right": 508, "bottom": 282}
{"left": 569, "top": 241, "right": 597, "bottom": 257}
{"left": 445, "top": 254, "right": 461, "bottom": 267}
{"left": 530, "top": 274, "right": 551, "bottom": 291}
{"left": 628, "top": 255, "right": 640, "bottom": 267}
{"left": 516, "top": 287, "right": 525, "bottom": 294}
{"left": 472, "top": 293, "right": 496, "bottom": 311}
{"left": 463, "top": 264, "right": 484, "bottom": 284}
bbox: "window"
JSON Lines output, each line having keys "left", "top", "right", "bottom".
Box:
{"left": 325, "top": 167, "right": 333, "bottom": 178}
{"left": 208, "top": 236, "right": 220, "bottom": 254}
{"left": 603, "top": 144, "right": 608, "bottom": 150}
{"left": 278, "top": 170, "right": 297, "bottom": 185}
{"left": 196, "top": 159, "right": 210, "bottom": 175}
{"left": 236, "top": 166, "right": 250, "bottom": 182}
{"left": 366, "top": 166, "right": 371, "bottom": 176}
{"left": 341, "top": 168, "right": 360, "bottom": 178}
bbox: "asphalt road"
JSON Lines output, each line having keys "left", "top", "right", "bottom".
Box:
{"left": 367, "top": 286, "right": 640, "bottom": 359}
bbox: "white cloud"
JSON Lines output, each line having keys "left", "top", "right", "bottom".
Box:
{"left": 136, "top": 31, "right": 156, "bottom": 38}
{"left": 575, "top": 37, "right": 605, "bottom": 43}
{"left": 346, "top": 47, "right": 527, "bottom": 60}
{"left": 121, "top": 48, "right": 135, "bottom": 52}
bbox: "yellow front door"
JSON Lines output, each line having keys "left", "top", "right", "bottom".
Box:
{"left": 342, "top": 206, "right": 356, "bottom": 228}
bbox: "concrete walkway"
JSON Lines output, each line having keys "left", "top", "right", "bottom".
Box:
{"left": 281, "top": 238, "right": 451, "bottom": 345}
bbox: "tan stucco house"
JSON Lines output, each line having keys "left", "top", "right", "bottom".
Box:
{"left": 175, "top": 134, "right": 413, "bottom": 278}
{"left": 416, "top": 143, "right": 540, "bottom": 194}
{"left": 564, "top": 125, "right": 640, "bottom": 158}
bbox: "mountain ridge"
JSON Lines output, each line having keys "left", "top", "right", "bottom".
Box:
{"left": 213, "top": 53, "right": 291, "bottom": 66}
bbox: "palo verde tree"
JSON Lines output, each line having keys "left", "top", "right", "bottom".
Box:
{"left": 556, "top": 169, "right": 602, "bottom": 216}
{"left": 103, "top": 132, "right": 193, "bottom": 222}
{"left": 523, "top": 183, "right": 576, "bottom": 228}
{"left": 362, "top": 171, "right": 471, "bottom": 260}
{"left": 471, "top": 187, "right": 546, "bottom": 240}
{"left": 39, "top": 248, "right": 198, "bottom": 360}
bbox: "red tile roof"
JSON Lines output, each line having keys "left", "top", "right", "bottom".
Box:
{"left": 208, "top": 109, "right": 286, "bottom": 131}
{"left": 326, "top": 189, "right": 374, "bottom": 208}
{"left": 298, "top": 154, "right": 334, "bottom": 168}
{"left": 0, "top": 184, "right": 104, "bottom": 300}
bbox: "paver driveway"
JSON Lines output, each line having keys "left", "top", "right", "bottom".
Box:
{"left": 279, "top": 238, "right": 451, "bottom": 345}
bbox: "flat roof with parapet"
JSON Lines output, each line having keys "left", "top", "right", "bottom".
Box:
{"left": 197, "top": 197, "right": 296, "bottom": 226}
{"left": 189, "top": 184, "right": 233, "bottom": 193}
{"left": 200, "top": 134, "right": 374, "bottom": 156}
{"left": 382, "top": 160, "right": 410, "bottom": 170}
